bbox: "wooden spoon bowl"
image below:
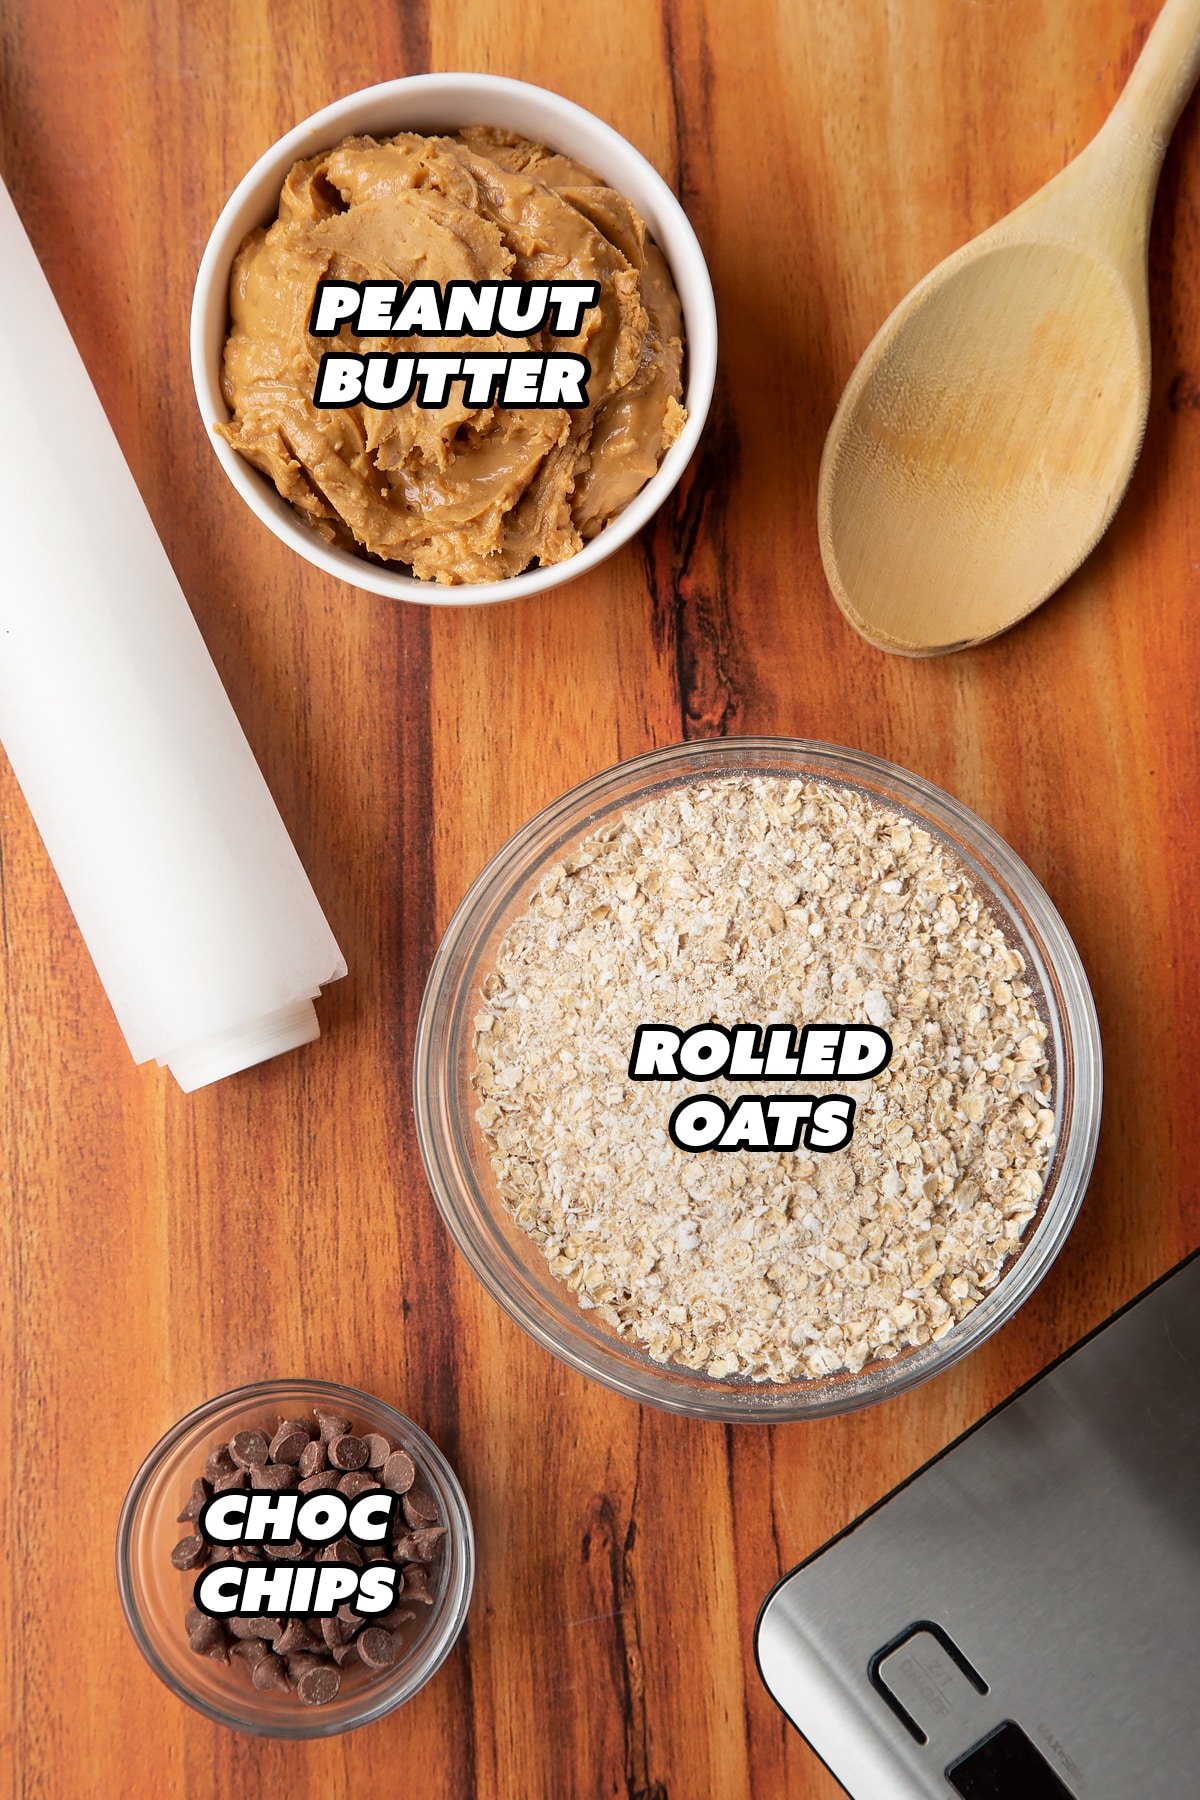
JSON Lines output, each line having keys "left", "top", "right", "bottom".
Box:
{"left": 819, "top": 0, "right": 1200, "bottom": 655}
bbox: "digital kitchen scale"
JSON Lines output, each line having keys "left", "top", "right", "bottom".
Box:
{"left": 755, "top": 1252, "right": 1200, "bottom": 1798}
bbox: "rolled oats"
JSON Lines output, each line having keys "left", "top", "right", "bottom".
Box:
{"left": 471, "top": 777, "right": 1054, "bottom": 1383}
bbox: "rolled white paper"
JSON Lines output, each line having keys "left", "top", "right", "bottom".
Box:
{"left": 0, "top": 178, "right": 347, "bottom": 1090}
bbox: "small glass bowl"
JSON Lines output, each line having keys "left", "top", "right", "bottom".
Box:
{"left": 414, "top": 738, "right": 1103, "bottom": 1422}
{"left": 116, "top": 1380, "right": 474, "bottom": 1738}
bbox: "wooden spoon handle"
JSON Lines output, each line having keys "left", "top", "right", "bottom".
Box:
{"left": 1112, "top": 0, "right": 1200, "bottom": 151}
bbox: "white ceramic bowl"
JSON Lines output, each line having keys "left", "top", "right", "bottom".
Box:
{"left": 191, "top": 74, "right": 717, "bottom": 606}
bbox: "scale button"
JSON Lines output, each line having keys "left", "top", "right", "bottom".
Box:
{"left": 872, "top": 1625, "right": 987, "bottom": 1744}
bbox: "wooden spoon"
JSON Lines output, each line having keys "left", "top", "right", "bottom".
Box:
{"left": 818, "top": 0, "right": 1200, "bottom": 655}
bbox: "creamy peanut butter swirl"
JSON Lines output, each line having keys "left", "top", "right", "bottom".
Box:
{"left": 218, "top": 127, "right": 687, "bottom": 584}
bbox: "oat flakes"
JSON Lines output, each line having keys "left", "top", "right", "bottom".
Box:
{"left": 471, "top": 777, "right": 1054, "bottom": 1382}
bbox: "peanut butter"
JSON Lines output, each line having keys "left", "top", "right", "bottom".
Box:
{"left": 218, "top": 128, "right": 687, "bottom": 585}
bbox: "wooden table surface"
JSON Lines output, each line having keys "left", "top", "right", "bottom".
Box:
{"left": 2, "top": 2, "right": 1197, "bottom": 1795}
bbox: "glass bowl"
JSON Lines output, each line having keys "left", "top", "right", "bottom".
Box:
{"left": 116, "top": 1380, "right": 474, "bottom": 1737}
{"left": 414, "top": 738, "right": 1102, "bottom": 1421}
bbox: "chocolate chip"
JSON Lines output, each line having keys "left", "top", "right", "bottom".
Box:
{"left": 331, "top": 1640, "right": 360, "bottom": 1667}
{"left": 264, "top": 1538, "right": 305, "bottom": 1560}
{"left": 270, "top": 1421, "right": 313, "bottom": 1465}
{"left": 298, "top": 1469, "right": 341, "bottom": 1494}
{"left": 357, "top": 1627, "right": 397, "bottom": 1670}
{"left": 251, "top": 1652, "right": 290, "bottom": 1693}
{"left": 285, "top": 1652, "right": 327, "bottom": 1683}
{"left": 362, "top": 1433, "right": 391, "bottom": 1469}
{"left": 251, "top": 1462, "right": 297, "bottom": 1491}
{"left": 229, "top": 1429, "right": 270, "bottom": 1469}
{"left": 170, "top": 1535, "right": 209, "bottom": 1572}
{"left": 274, "top": 1619, "right": 322, "bottom": 1657}
{"left": 393, "top": 1525, "right": 444, "bottom": 1563}
{"left": 328, "top": 1434, "right": 368, "bottom": 1471}
{"left": 296, "top": 1666, "right": 341, "bottom": 1706}
{"left": 177, "top": 1478, "right": 212, "bottom": 1523}
{"left": 382, "top": 1450, "right": 416, "bottom": 1494}
{"left": 401, "top": 1486, "right": 439, "bottom": 1526}
{"left": 204, "top": 1445, "right": 237, "bottom": 1485}
{"left": 375, "top": 1604, "right": 416, "bottom": 1632}
{"left": 321, "top": 1614, "right": 349, "bottom": 1649}
{"left": 271, "top": 1433, "right": 311, "bottom": 1465}
{"left": 276, "top": 1415, "right": 316, "bottom": 1439}
{"left": 229, "top": 1615, "right": 281, "bottom": 1642}
{"left": 402, "top": 1566, "right": 434, "bottom": 1605}
{"left": 188, "top": 1616, "right": 229, "bottom": 1661}
{"left": 336, "top": 1470, "right": 378, "bottom": 1499}
{"left": 214, "top": 1467, "right": 247, "bottom": 1494}
{"left": 231, "top": 1638, "right": 271, "bottom": 1669}
{"left": 187, "top": 1615, "right": 224, "bottom": 1653}
{"left": 314, "top": 1410, "right": 350, "bottom": 1444}
{"left": 184, "top": 1606, "right": 206, "bottom": 1636}
{"left": 320, "top": 1536, "right": 363, "bottom": 1567}
{"left": 298, "top": 1439, "right": 328, "bottom": 1479}
{"left": 392, "top": 1526, "right": 445, "bottom": 1563}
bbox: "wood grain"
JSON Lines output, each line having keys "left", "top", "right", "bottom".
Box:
{"left": 1, "top": 2, "right": 1197, "bottom": 1795}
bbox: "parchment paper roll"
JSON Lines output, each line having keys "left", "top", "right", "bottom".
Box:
{"left": 0, "top": 178, "right": 346, "bottom": 1090}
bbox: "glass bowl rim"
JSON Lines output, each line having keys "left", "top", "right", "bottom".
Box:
{"left": 414, "top": 736, "right": 1103, "bottom": 1422}
{"left": 116, "top": 1377, "right": 475, "bottom": 1738}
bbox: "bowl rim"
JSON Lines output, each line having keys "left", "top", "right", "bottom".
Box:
{"left": 413, "top": 736, "right": 1104, "bottom": 1422}
{"left": 190, "top": 71, "right": 718, "bottom": 606}
{"left": 115, "top": 1377, "right": 475, "bottom": 1738}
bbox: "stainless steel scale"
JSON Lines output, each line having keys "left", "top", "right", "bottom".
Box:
{"left": 755, "top": 1253, "right": 1200, "bottom": 1798}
